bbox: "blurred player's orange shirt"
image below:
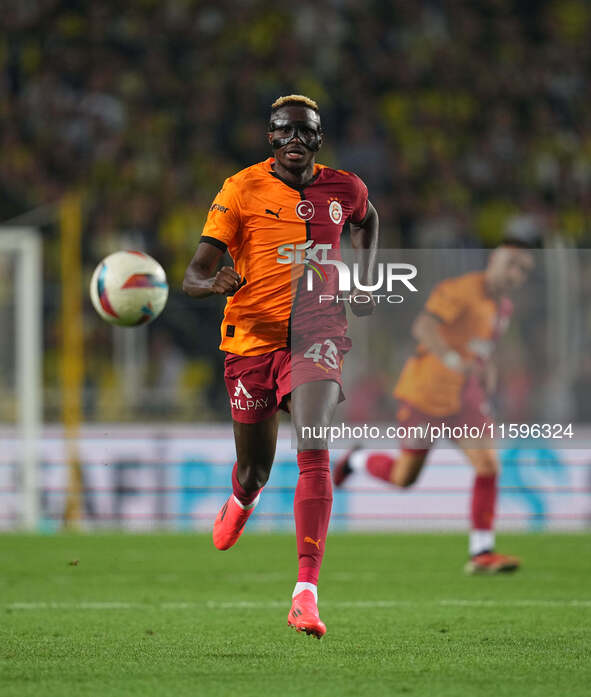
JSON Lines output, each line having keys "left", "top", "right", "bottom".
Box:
{"left": 394, "top": 272, "right": 512, "bottom": 416}
{"left": 200, "top": 158, "right": 368, "bottom": 356}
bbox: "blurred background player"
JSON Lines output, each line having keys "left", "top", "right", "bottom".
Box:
{"left": 333, "top": 236, "right": 536, "bottom": 574}
{"left": 183, "top": 95, "right": 378, "bottom": 637}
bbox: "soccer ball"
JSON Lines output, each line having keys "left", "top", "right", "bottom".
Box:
{"left": 90, "top": 251, "right": 169, "bottom": 326}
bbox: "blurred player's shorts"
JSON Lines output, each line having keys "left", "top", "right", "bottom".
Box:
{"left": 397, "top": 378, "right": 493, "bottom": 452}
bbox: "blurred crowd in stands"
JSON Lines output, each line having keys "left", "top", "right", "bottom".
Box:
{"left": 1, "top": 0, "right": 590, "bottom": 421}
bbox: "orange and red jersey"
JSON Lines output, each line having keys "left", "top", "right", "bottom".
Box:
{"left": 201, "top": 158, "right": 368, "bottom": 356}
{"left": 394, "top": 272, "right": 513, "bottom": 416}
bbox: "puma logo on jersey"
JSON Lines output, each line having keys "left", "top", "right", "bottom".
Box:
{"left": 265, "top": 207, "right": 282, "bottom": 219}
{"left": 210, "top": 203, "right": 228, "bottom": 213}
{"left": 233, "top": 379, "right": 252, "bottom": 398}
{"left": 304, "top": 536, "right": 321, "bottom": 550}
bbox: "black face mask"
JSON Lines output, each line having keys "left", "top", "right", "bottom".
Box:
{"left": 268, "top": 119, "right": 323, "bottom": 151}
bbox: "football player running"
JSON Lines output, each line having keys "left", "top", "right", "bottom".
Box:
{"left": 183, "top": 95, "right": 378, "bottom": 637}
{"left": 334, "top": 240, "right": 535, "bottom": 574}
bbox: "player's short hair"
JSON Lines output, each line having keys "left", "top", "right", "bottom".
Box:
{"left": 501, "top": 216, "right": 543, "bottom": 248}
{"left": 270, "top": 95, "right": 319, "bottom": 115}
{"left": 500, "top": 238, "right": 542, "bottom": 250}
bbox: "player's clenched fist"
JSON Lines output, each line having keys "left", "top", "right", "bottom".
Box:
{"left": 210, "top": 266, "right": 243, "bottom": 295}
{"left": 349, "top": 288, "right": 376, "bottom": 317}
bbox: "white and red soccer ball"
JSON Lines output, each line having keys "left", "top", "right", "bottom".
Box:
{"left": 90, "top": 251, "right": 169, "bottom": 326}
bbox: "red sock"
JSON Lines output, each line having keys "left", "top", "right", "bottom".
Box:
{"left": 231, "top": 462, "right": 261, "bottom": 507}
{"left": 471, "top": 474, "right": 497, "bottom": 530}
{"left": 366, "top": 453, "right": 396, "bottom": 483}
{"left": 294, "top": 450, "right": 332, "bottom": 585}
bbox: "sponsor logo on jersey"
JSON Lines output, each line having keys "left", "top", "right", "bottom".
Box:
{"left": 277, "top": 242, "right": 418, "bottom": 299}
{"left": 233, "top": 379, "right": 252, "bottom": 398}
{"left": 210, "top": 203, "right": 229, "bottom": 213}
{"left": 277, "top": 239, "right": 331, "bottom": 265}
{"left": 230, "top": 379, "right": 271, "bottom": 412}
{"left": 295, "top": 200, "right": 315, "bottom": 221}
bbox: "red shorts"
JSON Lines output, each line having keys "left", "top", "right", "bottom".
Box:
{"left": 224, "top": 337, "right": 350, "bottom": 423}
{"left": 396, "top": 386, "right": 493, "bottom": 453}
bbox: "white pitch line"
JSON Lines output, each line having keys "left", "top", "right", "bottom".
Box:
{"left": 440, "top": 599, "right": 591, "bottom": 608}
{"left": 6, "top": 599, "right": 591, "bottom": 611}
{"left": 8, "top": 601, "right": 142, "bottom": 610}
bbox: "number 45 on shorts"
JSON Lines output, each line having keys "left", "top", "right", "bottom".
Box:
{"left": 304, "top": 340, "right": 340, "bottom": 370}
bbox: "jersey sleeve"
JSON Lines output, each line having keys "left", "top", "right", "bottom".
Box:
{"left": 425, "top": 278, "right": 468, "bottom": 325}
{"left": 200, "top": 178, "right": 241, "bottom": 250}
{"left": 348, "top": 173, "right": 369, "bottom": 225}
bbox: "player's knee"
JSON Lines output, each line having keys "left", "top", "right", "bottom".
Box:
{"left": 393, "top": 470, "right": 418, "bottom": 488}
{"left": 243, "top": 470, "right": 270, "bottom": 491}
{"left": 295, "top": 428, "right": 328, "bottom": 451}
{"left": 237, "top": 463, "right": 271, "bottom": 491}
{"left": 393, "top": 452, "right": 426, "bottom": 488}
{"left": 299, "top": 438, "right": 328, "bottom": 452}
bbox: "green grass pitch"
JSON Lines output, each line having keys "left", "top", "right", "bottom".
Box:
{"left": 1, "top": 532, "right": 590, "bottom": 697}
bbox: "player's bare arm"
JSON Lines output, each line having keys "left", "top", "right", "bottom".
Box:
{"left": 349, "top": 201, "right": 379, "bottom": 317}
{"left": 182, "top": 241, "right": 242, "bottom": 298}
{"left": 412, "top": 311, "right": 472, "bottom": 373}
{"left": 484, "top": 359, "right": 497, "bottom": 393}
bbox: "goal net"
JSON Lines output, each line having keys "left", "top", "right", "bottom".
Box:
{"left": 0, "top": 228, "right": 42, "bottom": 530}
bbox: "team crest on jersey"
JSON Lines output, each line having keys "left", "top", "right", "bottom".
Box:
{"left": 328, "top": 198, "right": 343, "bottom": 225}
{"left": 296, "top": 200, "right": 315, "bottom": 221}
